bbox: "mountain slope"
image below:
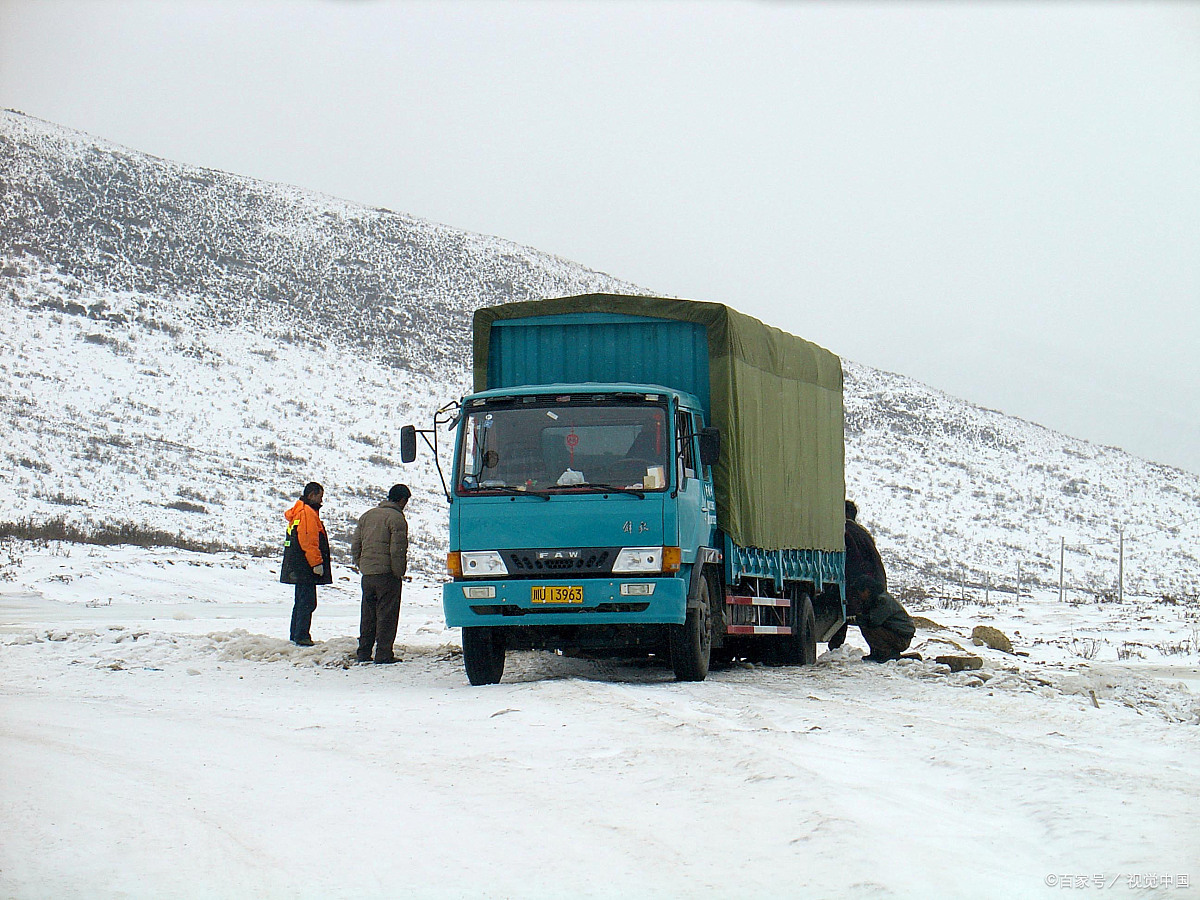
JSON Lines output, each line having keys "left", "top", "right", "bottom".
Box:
{"left": 842, "top": 361, "right": 1200, "bottom": 598}
{"left": 2, "top": 110, "right": 1198, "bottom": 597}
{"left": 1, "top": 109, "right": 647, "bottom": 378}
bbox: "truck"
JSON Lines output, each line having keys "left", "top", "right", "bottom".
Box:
{"left": 401, "top": 294, "right": 847, "bottom": 684}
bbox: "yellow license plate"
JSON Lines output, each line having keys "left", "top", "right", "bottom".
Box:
{"left": 531, "top": 585, "right": 584, "bottom": 604}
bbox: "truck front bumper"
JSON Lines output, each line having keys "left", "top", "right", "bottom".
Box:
{"left": 443, "top": 576, "right": 688, "bottom": 628}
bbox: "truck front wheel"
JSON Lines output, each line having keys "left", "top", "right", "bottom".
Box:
{"left": 670, "top": 572, "right": 712, "bottom": 681}
{"left": 462, "top": 627, "right": 506, "bottom": 685}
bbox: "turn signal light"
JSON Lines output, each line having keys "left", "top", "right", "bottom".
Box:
{"left": 663, "top": 546, "right": 682, "bottom": 574}
{"left": 447, "top": 551, "right": 463, "bottom": 578}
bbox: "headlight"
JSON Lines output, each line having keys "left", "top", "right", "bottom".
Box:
{"left": 457, "top": 551, "right": 508, "bottom": 578}
{"left": 613, "top": 547, "right": 666, "bottom": 574}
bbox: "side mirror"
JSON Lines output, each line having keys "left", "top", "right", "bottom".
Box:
{"left": 698, "top": 427, "right": 720, "bottom": 467}
{"left": 400, "top": 425, "right": 418, "bottom": 463}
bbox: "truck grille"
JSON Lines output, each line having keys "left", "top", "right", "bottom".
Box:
{"left": 502, "top": 548, "right": 618, "bottom": 577}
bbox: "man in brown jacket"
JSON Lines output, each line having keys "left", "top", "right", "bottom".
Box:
{"left": 351, "top": 484, "right": 410, "bottom": 664}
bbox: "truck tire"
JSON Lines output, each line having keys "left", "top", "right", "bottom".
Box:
{"left": 787, "top": 589, "right": 818, "bottom": 666}
{"left": 462, "top": 627, "right": 506, "bottom": 685}
{"left": 670, "top": 570, "right": 712, "bottom": 681}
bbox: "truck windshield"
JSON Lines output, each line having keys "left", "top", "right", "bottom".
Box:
{"left": 457, "top": 399, "right": 670, "bottom": 495}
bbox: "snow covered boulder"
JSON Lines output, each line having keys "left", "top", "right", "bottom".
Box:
{"left": 934, "top": 654, "right": 984, "bottom": 672}
{"left": 971, "top": 625, "right": 1012, "bottom": 653}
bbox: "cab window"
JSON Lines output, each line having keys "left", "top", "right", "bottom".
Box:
{"left": 676, "top": 409, "right": 696, "bottom": 482}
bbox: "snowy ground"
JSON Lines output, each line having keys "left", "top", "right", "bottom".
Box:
{"left": 1, "top": 542, "right": 1198, "bottom": 899}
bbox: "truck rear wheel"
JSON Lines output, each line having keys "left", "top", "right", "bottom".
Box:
{"left": 670, "top": 571, "right": 712, "bottom": 681}
{"left": 785, "top": 588, "right": 818, "bottom": 666}
{"left": 462, "top": 627, "right": 506, "bottom": 685}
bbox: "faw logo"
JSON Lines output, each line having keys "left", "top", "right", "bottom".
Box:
{"left": 536, "top": 550, "right": 581, "bottom": 560}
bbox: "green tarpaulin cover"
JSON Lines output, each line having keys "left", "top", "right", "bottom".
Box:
{"left": 473, "top": 295, "right": 845, "bottom": 553}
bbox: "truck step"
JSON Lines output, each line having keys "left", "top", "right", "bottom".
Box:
{"left": 727, "top": 625, "right": 793, "bottom": 635}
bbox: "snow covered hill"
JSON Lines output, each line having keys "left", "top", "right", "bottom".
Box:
{"left": 843, "top": 362, "right": 1200, "bottom": 599}
{"left": 0, "top": 110, "right": 646, "bottom": 376}
{"left": 2, "top": 109, "right": 1198, "bottom": 598}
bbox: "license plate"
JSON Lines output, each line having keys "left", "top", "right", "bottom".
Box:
{"left": 531, "top": 585, "right": 584, "bottom": 604}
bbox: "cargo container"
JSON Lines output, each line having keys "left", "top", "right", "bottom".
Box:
{"left": 402, "top": 294, "right": 846, "bottom": 683}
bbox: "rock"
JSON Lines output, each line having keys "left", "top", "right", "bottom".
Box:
{"left": 971, "top": 625, "right": 1013, "bottom": 653}
{"left": 911, "top": 616, "right": 945, "bottom": 631}
{"left": 923, "top": 637, "right": 968, "bottom": 653}
{"left": 935, "top": 654, "right": 984, "bottom": 672}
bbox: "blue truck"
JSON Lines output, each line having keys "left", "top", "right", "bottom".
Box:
{"left": 402, "top": 294, "right": 847, "bottom": 684}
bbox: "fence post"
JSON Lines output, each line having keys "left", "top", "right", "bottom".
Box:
{"left": 1118, "top": 526, "right": 1124, "bottom": 603}
{"left": 1059, "top": 536, "right": 1065, "bottom": 604}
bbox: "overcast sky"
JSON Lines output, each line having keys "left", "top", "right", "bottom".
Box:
{"left": 2, "top": 1, "right": 1198, "bottom": 474}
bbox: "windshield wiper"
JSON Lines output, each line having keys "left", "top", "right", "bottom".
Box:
{"left": 557, "top": 482, "right": 646, "bottom": 499}
{"left": 466, "top": 484, "right": 550, "bottom": 501}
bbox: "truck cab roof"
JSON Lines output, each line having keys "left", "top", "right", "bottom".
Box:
{"left": 465, "top": 383, "right": 704, "bottom": 412}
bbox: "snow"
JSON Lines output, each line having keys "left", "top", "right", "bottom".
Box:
{"left": 2, "top": 542, "right": 1197, "bottom": 898}
{"left": 4, "top": 105, "right": 1200, "bottom": 898}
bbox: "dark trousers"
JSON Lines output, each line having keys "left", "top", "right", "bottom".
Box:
{"left": 290, "top": 583, "right": 317, "bottom": 642}
{"left": 827, "top": 622, "right": 848, "bottom": 649}
{"left": 358, "top": 574, "right": 403, "bottom": 661}
{"left": 861, "top": 626, "right": 912, "bottom": 661}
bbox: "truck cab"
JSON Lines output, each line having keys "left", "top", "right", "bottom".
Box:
{"left": 443, "top": 384, "right": 721, "bottom": 683}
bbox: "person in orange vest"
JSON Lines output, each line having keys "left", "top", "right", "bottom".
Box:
{"left": 280, "top": 481, "right": 333, "bottom": 646}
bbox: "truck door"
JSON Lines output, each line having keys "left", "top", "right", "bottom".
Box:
{"left": 674, "top": 408, "right": 710, "bottom": 559}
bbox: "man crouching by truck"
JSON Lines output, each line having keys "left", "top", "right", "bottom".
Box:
{"left": 848, "top": 575, "right": 916, "bottom": 662}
